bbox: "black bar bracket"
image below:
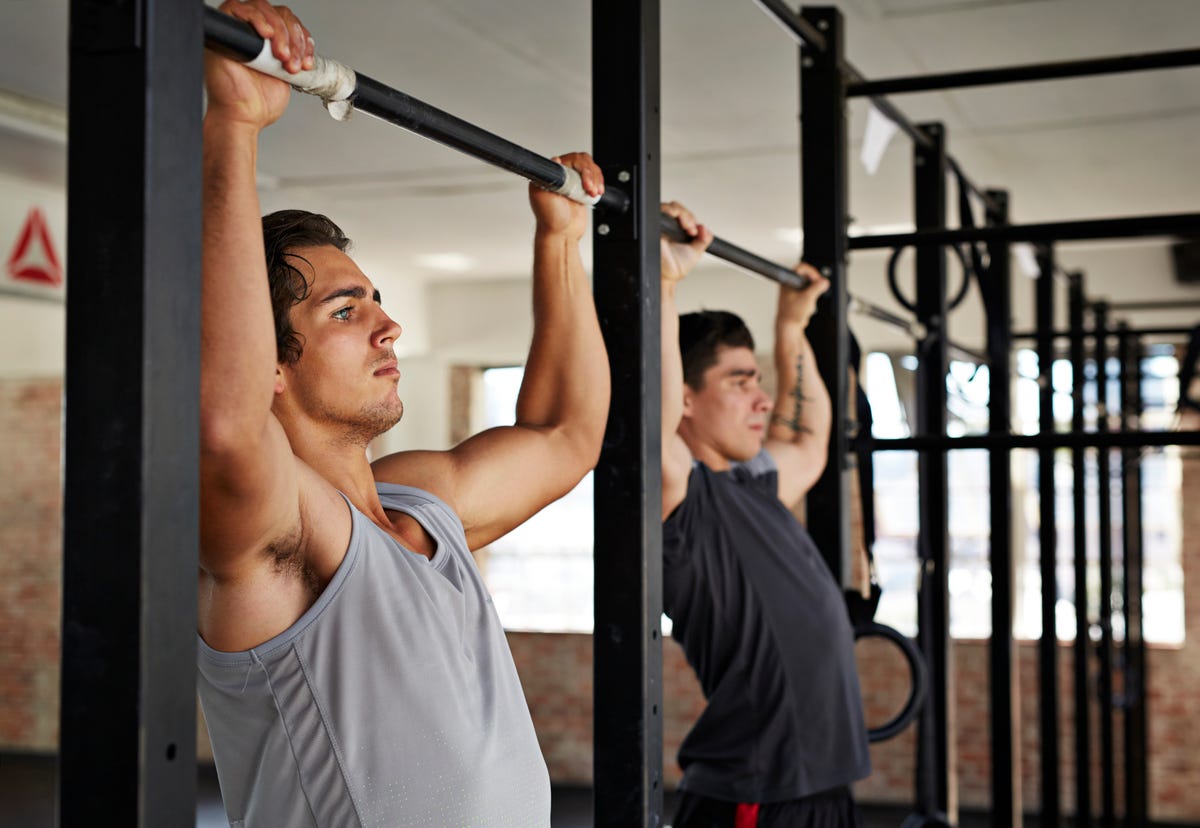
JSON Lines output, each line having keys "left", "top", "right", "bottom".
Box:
{"left": 596, "top": 164, "right": 639, "bottom": 241}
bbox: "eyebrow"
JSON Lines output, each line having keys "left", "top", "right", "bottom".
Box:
{"left": 316, "top": 286, "right": 383, "bottom": 306}
{"left": 725, "top": 368, "right": 759, "bottom": 379}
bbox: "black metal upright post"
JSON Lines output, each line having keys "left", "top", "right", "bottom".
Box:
{"left": 983, "top": 190, "right": 1020, "bottom": 826}
{"left": 1035, "top": 244, "right": 1062, "bottom": 828}
{"left": 591, "top": 2, "right": 663, "bottom": 825}
{"left": 1118, "top": 327, "right": 1147, "bottom": 826}
{"left": 1067, "top": 275, "right": 1092, "bottom": 827}
{"left": 61, "top": 1, "right": 202, "bottom": 825}
{"left": 800, "top": 6, "right": 852, "bottom": 585}
{"left": 913, "top": 121, "right": 954, "bottom": 823}
{"left": 1093, "top": 303, "right": 1116, "bottom": 827}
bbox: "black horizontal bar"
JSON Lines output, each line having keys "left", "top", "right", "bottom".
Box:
{"left": 658, "top": 216, "right": 809, "bottom": 288}
{"left": 848, "top": 48, "right": 1200, "bottom": 97}
{"left": 859, "top": 429, "right": 1200, "bottom": 452}
{"left": 1108, "top": 299, "right": 1200, "bottom": 312}
{"left": 202, "top": 8, "right": 632, "bottom": 213}
{"left": 1012, "top": 325, "right": 1199, "bottom": 341}
{"left": 849, "top": 213, "right": 1200, "bottom": 249}
{"left": 349, "top": 72, "right": 620, "bottom": 214}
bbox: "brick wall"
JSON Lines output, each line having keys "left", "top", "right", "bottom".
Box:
{"left": 2, "top": 375, "right": 1198, "bottom": 821}
{"left": 0, "top": 378, "right": 62, "bottom": 750}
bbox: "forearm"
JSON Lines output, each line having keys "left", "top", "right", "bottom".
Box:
{"left": 767, "top": 320, "right": 831, "bottom": 447}
{"left": 661, "top": 279, "right": 684, "bottom": 451}
{"left": 515, "top": 229, "right": 610, "bottom": 458}
{"left": 200, "top": 117, "right": 279, "bottom": 447}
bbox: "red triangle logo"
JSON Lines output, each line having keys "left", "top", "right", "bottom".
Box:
{"left": 6, "top": 207, "right": 63, "bottom": 287}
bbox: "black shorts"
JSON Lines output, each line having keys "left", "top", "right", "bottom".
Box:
{"left": 672, "top": 786, "right": 862, "bottom": 828}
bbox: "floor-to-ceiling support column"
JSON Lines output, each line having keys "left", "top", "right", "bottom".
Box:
{"left": 61, "top": 1, "right": 203, "bottom": 824}
{"left": 591, "top": 2, "right": 664, "bottom": 824}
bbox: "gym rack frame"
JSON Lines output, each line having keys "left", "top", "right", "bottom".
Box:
{"left": 61, "top": 1, "right": 1200, "bottom": 825}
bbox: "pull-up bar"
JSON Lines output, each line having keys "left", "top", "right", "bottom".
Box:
{"left": 202, "top": 8, "right": 624, "bottom": 213}
{"left": 657, "top": 219, "right": 809, "bottom": 289}
{"left": 203, "top": 8, "right": 811, "bottom": 292}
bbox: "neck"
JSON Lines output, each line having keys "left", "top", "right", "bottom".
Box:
{"left": 678, "top": 427, "right": 733, "bottom": 472}
{"left": 281, "top": 413, "right": 389, "bottom": 520}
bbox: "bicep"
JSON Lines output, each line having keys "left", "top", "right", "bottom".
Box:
{"left": 764, "top": 437, "right": 827, "bottom": 508}
{"left": 200, "top": 415, "right": 303, "bottom": 577}
{"left": 373, "top": 424, "right": 595, "bottom": 551}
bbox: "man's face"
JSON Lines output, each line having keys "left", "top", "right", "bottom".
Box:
{"left": 277, "top": 244, "right": 404, "bottom": 444}
{"left": 682, "top": 345, "right": 772, "bottom": 464}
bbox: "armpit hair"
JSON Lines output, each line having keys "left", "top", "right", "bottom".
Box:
{"left": 263, "top": 517, "right": 322, "bottom": 599}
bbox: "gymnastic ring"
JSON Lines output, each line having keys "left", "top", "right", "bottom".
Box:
{"left": 886, "top": 245, "right": 974, "bottom": 316}
{"left": 853, "top": 621, "right": 928, "bottom": 743}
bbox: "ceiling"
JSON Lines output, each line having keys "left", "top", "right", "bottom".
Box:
{"left": 1, "top": 0, "right": 1198, "bottom": 352}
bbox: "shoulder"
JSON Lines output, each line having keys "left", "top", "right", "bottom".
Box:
{"left": 376, "top": 480, "right": 466, "bottom": 538}
{"left": 734, "top": 449, "right": 777, "bottom": 479}
{"left": 732, "top": 449, "right": 779, "bottom": 497}
{"left": 370, "top": 449, "right": 458, "bottom": 506}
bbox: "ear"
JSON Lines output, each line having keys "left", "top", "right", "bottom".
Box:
{"left": 274, "top": 364, "right": 286, "bottom": 395}
{"left": 680, "top": 382, "right": 695, "bottom": 419}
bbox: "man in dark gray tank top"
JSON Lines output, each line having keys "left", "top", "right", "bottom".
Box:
{"left": 657, "top": 203, "right": 871, "bottom": 827}
{"left": 198, "top": 3, "right": 610, "bottom": 824}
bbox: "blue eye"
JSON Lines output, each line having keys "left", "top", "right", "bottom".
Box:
{"left": 332, "top": 306, "right": 352, "bottom": 320}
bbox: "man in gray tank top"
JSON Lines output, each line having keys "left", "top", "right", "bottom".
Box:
{"left": 198, "top": 3, "right": 610, "bottom": 824}
{"left": 657, "top": 204, "right": 871, "bottom": 827}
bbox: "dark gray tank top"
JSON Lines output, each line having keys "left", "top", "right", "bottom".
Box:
{"left": 662, "top": 451, "right": 871, "bottom": 802}
{"left": 197, "top": 484, "right": 551, "bottom": 826}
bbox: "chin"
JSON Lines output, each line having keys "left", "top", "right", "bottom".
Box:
{"left": 359, "top": 400, "right": 404, "bottom": 440}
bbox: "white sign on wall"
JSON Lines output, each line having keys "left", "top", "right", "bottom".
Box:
{"left": 2, "top": 206, "right": 64, "bottom": 301}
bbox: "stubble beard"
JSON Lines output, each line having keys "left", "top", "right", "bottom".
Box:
{"left": 321, "top": 395, "right": 404, "bottom": 450}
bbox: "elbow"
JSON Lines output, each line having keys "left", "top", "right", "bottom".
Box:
{"left": 200, "top": 410, "right": 263, "bottom": 461}
{"left": 200, "top": 413, "right": 238, "bottom": 458}
{"left": 575, "top": 419, "right": 606, "bottom": 471}
{"left": 564, "top": 386, "right": 611, "bottom": 471}
{"left": 559, "top": 418, "right": 606, "bottom": 482}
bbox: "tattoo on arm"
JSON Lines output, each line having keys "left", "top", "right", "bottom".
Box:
{"left": 772, "top": 352, "right": 812, "bottom": 434}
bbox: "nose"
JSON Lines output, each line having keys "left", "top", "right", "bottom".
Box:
{"left": 374, "top": 310, "right": 402, "bottom": 348}
{"left": 754, "top": 388, "right": 772, "bottom": 411}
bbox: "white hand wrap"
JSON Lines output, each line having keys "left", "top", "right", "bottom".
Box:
{"left": 246, "top": 40, "right": 357, "bottom": 122}
{"left": 552, "top": 165, "right": 601, "bottom": 206}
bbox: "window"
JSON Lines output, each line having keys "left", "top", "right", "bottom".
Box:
{"left": 477, "top": 367, "right": 594, "bottom": 632}
{"left": 864, "top": 348, "right": 1185, "bottom": 644}
{"left": 475, "top": 350, "right": 1186, "bottom": 644}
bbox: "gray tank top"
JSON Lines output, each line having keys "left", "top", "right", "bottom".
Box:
{"left": 197, "top": 484, "right": 551, "bottom": 827}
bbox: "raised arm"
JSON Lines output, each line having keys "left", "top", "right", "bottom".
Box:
{"left": 764, "top": 264, "right": 832, "bottom": 507}
{"left": 374, "top": 154, "right": 611, "bottom": 549}
{"left": 200, "top": 0, "right": 315, "bottom": 579}
{"left": 660, "top": 202, "right": 712, "bottom": 519}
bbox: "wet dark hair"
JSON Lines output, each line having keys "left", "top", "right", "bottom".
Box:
{"left": 678, "top": 310, "right": 756, "bottom": 390}
{"left": 261, "top": 210, "right": 353, "bottom": 365}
